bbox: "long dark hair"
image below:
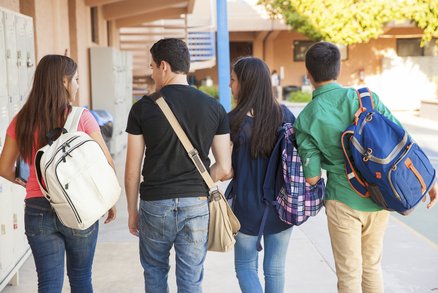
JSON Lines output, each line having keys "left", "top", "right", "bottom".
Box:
{"left": 15, "top": 55, "right": 77, "bottom": 162}
{"left": 229, "top": 57, "right": 283, "bottom": 158}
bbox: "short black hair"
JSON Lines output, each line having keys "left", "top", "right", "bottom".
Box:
{"left": 150, "top": 38, "right": 190, "bottom": 74}
{"left": 305, "top": 42, "right": 340, "bottom": 83}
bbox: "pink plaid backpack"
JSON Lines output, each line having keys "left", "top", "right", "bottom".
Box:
{"left": 274, "top": 123, "right": 325, "bottom": 226}
{"left": 256, "top": 123, "right": 325, "bottom": 251}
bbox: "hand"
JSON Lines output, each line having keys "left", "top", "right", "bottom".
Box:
{"left": 104, "top": 206, "right": 117, "bottom": 224}
{"left": 128, "top": 210, "right": 139, "bottom": 237}
{"left": 426, "top": 182, "right": 438, "bottom": 209}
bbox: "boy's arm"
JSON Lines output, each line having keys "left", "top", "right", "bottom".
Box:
{"left": 294, "top": 126, "right": 322, "bottom": 185}
{"left": 124, "top": 133, "right": 145, "bottom": 237}
{"left": 210, "top": 133, "right": 233, "bottom": 182}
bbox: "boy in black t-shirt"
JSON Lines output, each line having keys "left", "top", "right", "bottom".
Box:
{"left": 125, "top": 38, "right": 232, "bottom": 293}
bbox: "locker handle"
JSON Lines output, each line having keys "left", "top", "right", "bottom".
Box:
{"left": 17, "top": 51, "right": 22, "bottom": 67}
{"left": 27, "top": 56, "right": 34, "bottom": 67}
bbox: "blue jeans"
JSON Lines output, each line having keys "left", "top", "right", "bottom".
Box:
{"left": 234, "top": 228, "right": 293, "bottom": 293}
{"left": 139, "top": 197, "right": 209, "bottom": 293}
{"left": 24, "top": 198, "right": 99, "bottom": 293}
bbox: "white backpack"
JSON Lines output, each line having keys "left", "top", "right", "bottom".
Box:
{"left": 35, "top": 107, "right": 121, "bottom": 230}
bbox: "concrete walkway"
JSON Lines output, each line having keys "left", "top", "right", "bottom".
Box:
{"left": 2, "top": 110, "right": 438, "bottom": 293}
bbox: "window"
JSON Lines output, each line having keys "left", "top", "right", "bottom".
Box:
{"left": 397, "top": 39, "right": 422, "bottom": 56}
{"left": 397, "top": 38, "right": 438, "bottom": 57}
{"left": 91, "top": 7, "right": 99, "bottom": 44}
{"left": 293, "top": 41, "right": 348, "bottom": 61}
{"left": 293, "top": 41, "right": 314, "bottom": 61}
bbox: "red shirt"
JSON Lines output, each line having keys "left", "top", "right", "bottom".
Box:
{"left": 7, "top": 109, "right": 100, "bottom": 199}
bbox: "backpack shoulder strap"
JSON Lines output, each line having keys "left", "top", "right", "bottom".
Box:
{"left": 64, "top": 107, "right": 85, "bottom": 132}
{"left": 357, "top": 87, "right": 374, "bottom": 111}
{"left": 257, "top": 123, "right": 292, "bottom": 251}
{"left": 341, "top": 130, "right": 369, "bottom": 197}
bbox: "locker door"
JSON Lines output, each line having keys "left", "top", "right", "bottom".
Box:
{"left": 0, "top": 184, "right": 15, "bottom": 281}
{"left": 0, "top": 96, "right": 9, "bottom": 152}
{"left": 24, "top": 16, "right": 35, "bottom": 96}
{"left": 0, "top": 12, "right": 8, "bottom": 98}
{"left": 10, "top": 184, "right": 28, "bottom": 259}
{"left": 8, "top": 95, "right": 21, "bottom": 118}
{"left": 4, "top": 12, "right": 18, "bottom": 98}
{"left": 15, "top": 16, "right": 27, "bottom": 100}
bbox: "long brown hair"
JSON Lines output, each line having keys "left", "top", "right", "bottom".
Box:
{"left": 15, "top": 55, "right": 77, "bottom": 162}
{"left": 229, "top": 57, "right": 283, "bottom": 158}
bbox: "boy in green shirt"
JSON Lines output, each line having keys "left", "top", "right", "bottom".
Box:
{"left": 294, "top": 42, "right": 437, "bottom": 293}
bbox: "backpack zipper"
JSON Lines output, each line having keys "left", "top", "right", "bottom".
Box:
{"left": 350, "top": 132, "right": 408, "bottom": 164}
{"left": 43, "top": 136, "right": 81, "bottom": 192}
{"left": 387, "top": 144, "right": 413, "bottom": 202}
{"left": 358, "top": 113, "right": 373, "bottom": 135}
{"left": 53, "top": 139, "right": 97, "bottom": 225}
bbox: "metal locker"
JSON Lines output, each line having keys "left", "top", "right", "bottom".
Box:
{"left": 15, "top": 15, "right": 28, "bottom": 98}
{"left": 0, "top": 189, "right": 15, "bottom": 283}
{"left": 90, "top": 47, "right": 132, "bottom": 155}
{"left": 0, "top": 96, "right": 10, "bottom": 152}
{"left": 10, "top": 185, "right": 28, "bottom": 260}
{"left": 24, "top": 16, "right": 35, "bottom": 92}
{"left": 3, "top": 12, "right": 18, "bottom": 97}
{"left": 0, "top": 8, "right": 32, "bottom": 291}
{"left": 8, "top": 94, "right": 21, "bottom": 118}
{"left": 0, "top": 12, "right": 8, "bottom": 98}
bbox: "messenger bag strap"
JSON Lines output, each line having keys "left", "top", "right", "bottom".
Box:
{"left": 149, "top": 92, "right": 217, "bottom": 192}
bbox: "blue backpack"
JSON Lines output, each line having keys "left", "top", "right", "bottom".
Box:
{"left": 341, "top": 87, "right": 436, "bottom": 215}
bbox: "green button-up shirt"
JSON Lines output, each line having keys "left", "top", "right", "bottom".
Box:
{"left": 294, "top": 82, "right": 401, "bottom": 211}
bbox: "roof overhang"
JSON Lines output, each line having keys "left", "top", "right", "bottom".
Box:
{"left": 85, "top": 0, "right": 203, "bottom": 78}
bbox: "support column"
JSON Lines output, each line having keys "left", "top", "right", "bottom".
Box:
{"left": 216, "top": 0, "right": 231, "bottom": 111}
{"left": 264, "top": 30, "right": 280, "bottom": 70}
{"left": 253, "top": 31, "right": 267, "bottom": 59}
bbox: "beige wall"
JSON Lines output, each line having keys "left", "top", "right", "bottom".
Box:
{"left": 0, "top": 0, "right": 19, "bottom": 11}
{"left": 69, "top": 0, "right": 92, "bottom": 106}
{"left": 194, "top": 28, "right": 421, "bottom": 90}
{"left": 274, "top": 33, "right": 395, "bottom": 87}
{"left": 32, "top": 0, "right": 70, "bottom": 59}
{"left": 69, "top": 0, "right": 109, "bottom": 107}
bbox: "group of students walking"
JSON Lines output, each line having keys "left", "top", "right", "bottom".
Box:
{"left": 0, "top": 38, "right": 437, "bottom": 293}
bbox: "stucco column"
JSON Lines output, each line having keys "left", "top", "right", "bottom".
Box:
{"left": 264, "top": 30, "right": 280, "bottom": 70}
{"left": 253, "top": 31, "right": 268, "bottom": 60}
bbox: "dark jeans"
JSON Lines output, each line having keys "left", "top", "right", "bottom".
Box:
{"left": 25, "top": 197, "right": 98, "bottom": 293}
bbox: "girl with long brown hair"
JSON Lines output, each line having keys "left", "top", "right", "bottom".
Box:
{"left": 0, "top": 55, "right": 116, "bottom": 293}
{"left": 227, "top": 57, "right": 295, "bottom": 293}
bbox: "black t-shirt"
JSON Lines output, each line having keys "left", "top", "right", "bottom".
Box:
{"left": 126, "top": 84, "right": 230, "bottom": 200}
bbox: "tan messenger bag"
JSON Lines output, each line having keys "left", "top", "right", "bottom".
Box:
{"left": 150, "top": 92, "right": 240, "bottom": 252}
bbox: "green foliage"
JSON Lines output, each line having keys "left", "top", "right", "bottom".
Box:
{"left": 287, "top": 90, "right": 312, "bottom": 103}
{"left": 198, "top": 85, "right": 219, "bottom": 100}
{"left": 408, "top": 0, "right": 438, "bottom": 46}
{"left": 258, "top": 0, "right": 438, "bottom": 46}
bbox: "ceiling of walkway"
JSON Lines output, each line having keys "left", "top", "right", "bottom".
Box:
{"left": 85, "top": 0, "right": 196, "bottom": 76}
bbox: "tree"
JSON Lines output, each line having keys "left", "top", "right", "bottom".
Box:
{"left": 258, "top": 0, "right": 438, "bottom": 46}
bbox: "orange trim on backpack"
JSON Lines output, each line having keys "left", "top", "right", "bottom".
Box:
{"left": 353, "top": 108, "right": 365, "bottom": 125}
{"left": 341, "top": 131, "right": 369, "bottom": 198}
{"left": 404, "top": 158, "right": 426, "bottom": 193}
{"left": 354, "top": 88, "right": 375, "bottom": 125}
